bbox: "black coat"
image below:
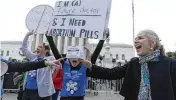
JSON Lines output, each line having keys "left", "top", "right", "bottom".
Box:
{"left": 88, "top": 55, "right": 176, "bottom": 100}
{"left": 7, "top": 61, "right": 46, "bottom": 73}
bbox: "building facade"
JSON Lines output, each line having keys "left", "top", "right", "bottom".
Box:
{"left": 0, "top": 41, "right": 23, "bottom": 60}
{"left": 0, "top": 35, "right": 87, "bottom": 60}
{"left": 29, "top": 34, "right": 88, "bottom": 54}
{"left": 90, "top": 43, "right": 134, "bottom": 64}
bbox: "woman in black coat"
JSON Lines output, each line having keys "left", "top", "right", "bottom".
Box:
{"left": 81, "top": 29, "right": 176, "bottom": 100}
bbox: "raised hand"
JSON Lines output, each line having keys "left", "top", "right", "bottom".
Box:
{"left": 79, "top": 59, "right": 92, "bottom": 70}
{"left": 24, "top": 31, "right": 34, "bottom": 40}
{"left": 84, "top": 47, "right": 91, "bottom": 61}
{"left": 105, "top": 28, "right": 110, "bottom": 39}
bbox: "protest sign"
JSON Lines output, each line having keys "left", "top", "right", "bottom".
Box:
{"left": 46, "top": 0, "right": 112, "bottom": 40}
{"left": 25, "top": 5, "right": 54, "bottom": 34}
{"left": 1, "top": 61, "right": 8, "bottom": 77}
{"left": 66, "top": 46, "right": 85, "bottom": 59}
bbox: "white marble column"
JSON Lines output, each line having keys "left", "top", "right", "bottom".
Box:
{"left": 31, "top": 34, "right": 37, "bottom": 52}
{"left": 72, "top": 37, "right": 76, "bottom": 46}
{"left": 35, "top": 34, "right": 43, "bottom": 49}
{"left": 79, "top": 38, "right": 84, "bottom": 46}
{"left": 56, "top": 37, "right": 62, "bottom": 52}
{"left": 43, "top": 34, "right": 47, "bottom": 43}
{"left": 63, "top": 37, "right": 68, "bottom": 54}
{"left": 68, "top": 37, "right": 72, "bottom": 46}
{"left": 75, "top": 37, "right": 79, "bottom": 45}
{"left": 60, "top": 37, "right": 65, "bottom": 54}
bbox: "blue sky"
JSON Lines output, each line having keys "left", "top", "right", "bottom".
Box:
{"left": 0, "top": 0, "right": 176, "bottom": 52}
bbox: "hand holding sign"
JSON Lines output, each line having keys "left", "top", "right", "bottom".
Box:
{"left": 24, "top": 31, "right": 34, "bottom": 40}
{"left": 105, "top": 28, "right": 110, "bottom": 39}
{"left": 27, "top": 31, "right": 34, "bottom": 36}
{"left": 84, "top": 47, "right": 91, "bottom": 61}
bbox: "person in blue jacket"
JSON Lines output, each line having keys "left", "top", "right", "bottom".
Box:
{"left": 46, "top": 29, "right": 109, "bottom": 100}
{"left": 0, "top": 57, "right": 64, "bottom": 99}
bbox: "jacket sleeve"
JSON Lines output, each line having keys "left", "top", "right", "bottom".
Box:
{"left": 171, "top": 59, "right": 176, "bottom": 98}
{"left": 21, "top": 39, "right": 37, "bottom": 60}
{"left": 7, "top": 61, "right": 46, "bottom": 72}
{"left": 91, "top": 40, "right": 105, "bottom": 64}
{"left": 45, "top": 35, "right": 62, "bottom": 59}
{"left": 87, "top": 62, "right": 128, "bottom": 80}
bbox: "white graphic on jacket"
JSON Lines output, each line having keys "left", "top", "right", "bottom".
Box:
{"left": 28, "top": 70, "right": 37, "bottom": 78}
{"left": 66, "top": 80, "right": 78, "bottom": 94}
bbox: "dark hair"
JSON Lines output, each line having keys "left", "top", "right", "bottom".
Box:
{"left": 43, "top": 43, "right": 51, "bottom": 56}
{"left": 61, "top": 54, "right": 66, "bottom": 58}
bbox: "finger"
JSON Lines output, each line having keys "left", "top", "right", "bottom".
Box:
{"left": 50, "top": 63, "right": 57, "bottom": 67}
{"left": 79, "top": 59, "right": 84, "bottom": 62}
{"left": 58, "top": 57, "right": 66, "bottom": 61}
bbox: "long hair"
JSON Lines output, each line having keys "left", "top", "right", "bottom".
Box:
{"left": 43, "top": 43, "right": 51, "bottom": 56}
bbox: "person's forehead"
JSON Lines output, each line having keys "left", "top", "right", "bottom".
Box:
{"left": 135, "top": 34, "right": 147, "bottom": 39}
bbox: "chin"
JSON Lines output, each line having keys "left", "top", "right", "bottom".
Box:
{"left": 137, "top": 52, "right": 147, "bottom": 56}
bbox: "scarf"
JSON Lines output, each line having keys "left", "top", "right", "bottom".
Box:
{"left": 138, "top": 50, "right": 160, "bottom": 100}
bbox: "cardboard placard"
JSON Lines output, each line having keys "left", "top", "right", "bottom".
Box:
{"left": 66, "top": 46, "right": 85, "bottom": 59}
{"left": 25, "top": 5, "right": 54, "bottom": 34}
{"left": 46, "top": 0, "right": 112, "bottom": 40}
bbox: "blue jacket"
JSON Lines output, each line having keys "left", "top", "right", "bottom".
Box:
{"left": 61, "top": 62, "right": 88, "bottom": 97}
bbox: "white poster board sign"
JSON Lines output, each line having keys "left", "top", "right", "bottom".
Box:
{"left": 1, "top": 61, "right": 8, "bottom": 77}
{"left": 46, "top": 0, "right": 112, "bottom": 40}
{"left": 26, "top": 5, "right": 54, "bottom": 34}
{"left": 66, "top": 46, "right": 85, "bottom": 59}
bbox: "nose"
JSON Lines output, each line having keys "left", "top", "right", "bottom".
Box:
{"left": 134, "top": 39, "right": 138, "bottom": 45}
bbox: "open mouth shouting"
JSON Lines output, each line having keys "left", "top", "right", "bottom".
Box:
{"left": 135, "top": 44, "right": 142, "bottom": 53}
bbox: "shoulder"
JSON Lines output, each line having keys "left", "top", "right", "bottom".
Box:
{"left": 45, "top": 56, "right": 55, "bottom": 61}
{"left": 129, "top": 57, "right": 139, "bottom": 63}
{"left": 162, "top": 56, "right": 175, "bottom": 61}
{"left": 164, "top": 56, "right": 176, "bottom": 66}
{"left": 159, "top": 56, "right": 176, "bottom": 64}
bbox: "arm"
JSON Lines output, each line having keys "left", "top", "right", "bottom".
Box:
{"left": 21, "top": 32, "right": 36, "bottom": 60}
{"left": 91, "top": 29, "right": 109, "bottom": 64}
{"left": 53, "top": 69, "right": 63, "bottom": 83}
{"left": 91, "top": 40, "right": 105, "bottom": 64}
{"left": 7, "top": 60, "right": 47, "bottom": 72}
{"left": 7, "top": 58, "right": 64, "bottom": 73}
{"left": 171, "top": 59, "right": 176, "bottom": 98}
{"left": 45, "top": 35, "right": 62, "bottom": 59}
{"left": 86, "top": 63, "right": 128, "bottom": 80}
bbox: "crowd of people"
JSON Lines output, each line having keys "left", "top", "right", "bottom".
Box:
{"left": 1, "top": 29, "right": 176, "bottom": 100}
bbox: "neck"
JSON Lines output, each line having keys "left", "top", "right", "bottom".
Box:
{"left": 139, "top": 49, "right": 160, "bottom": 64}
{"left": 38, "top": 54, "right": 45, "bottom": 57}
{"left": 139, "top": 51, "right": 153, "bottom": 57}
